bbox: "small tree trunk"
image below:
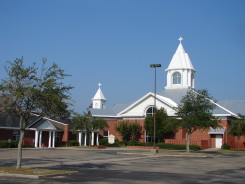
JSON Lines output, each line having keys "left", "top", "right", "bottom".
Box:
{"left": 16, "top": 129, "right": 25, "bottom": 169}
{"left": 88, "top": 131, "right": 91, "bottom": 146}
{"left": 16, "top": 116, "right": 26, "bottom": 169}
{"left": 186, "top": 132, "right": 191, "bottom": 152}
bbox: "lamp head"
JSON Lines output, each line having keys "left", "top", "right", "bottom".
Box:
{"left": 150, "top": 64, "right": 161, "bottom": 68}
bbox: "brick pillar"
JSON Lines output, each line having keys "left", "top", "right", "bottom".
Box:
{"left": 62, "top": 125, "right": 69, "bottom": 146}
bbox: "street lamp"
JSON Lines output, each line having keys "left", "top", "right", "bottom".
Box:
{"left": 150, "top": 64, "right": 161, "bottom": 151}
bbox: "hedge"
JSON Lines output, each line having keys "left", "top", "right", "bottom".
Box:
{"left": 221, "top": 143, "right": 231, "bottom": 150}
{"left": 68, "top": 140, "right": 79, "bottom": 146}
{"left": 0, "top": 140, "right": 18, "bottom": 148}
{"left": 99, "top": 138, "right": 123, "bottom": 147}
{"left": 156, "top": 143, "right": 200, "bottom": 151}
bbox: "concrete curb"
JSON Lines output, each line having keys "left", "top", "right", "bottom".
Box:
{"left": 117, "top": 151, "right": 216, "bottom": 158}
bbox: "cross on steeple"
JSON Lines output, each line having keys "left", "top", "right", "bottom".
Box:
{"left": 98, "top": 83, "right": 102, "bottom": 88}
{"left": 178, "top": 36, "right": 183, "bottom": 43}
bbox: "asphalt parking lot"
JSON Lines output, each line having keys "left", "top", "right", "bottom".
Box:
{"left": 0, "top": 148, "right": 244, "bottom": 184}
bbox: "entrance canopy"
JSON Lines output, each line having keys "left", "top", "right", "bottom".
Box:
{"left": 208, "top": 127, "right": 226, "bottom": 134}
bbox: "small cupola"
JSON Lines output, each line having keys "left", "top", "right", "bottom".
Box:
{"left": 165, "top": 37, "right": 196, "bottom": 89}
{"left": 92, "top": 83, "right": 106, "bottom": 109}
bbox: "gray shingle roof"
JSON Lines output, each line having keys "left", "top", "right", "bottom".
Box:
{"left": 27, "top": 117, "right": 65, "bottom": 130}
{"left": 90, "top": 89, "right": 245, "bottom": 118}
{"left": 0, "top": 113, "right": 40, "bottom": 128}
{"left": 216, "top": 100, "right": 245, "bottom": 115}
{"left": 157, "top": 88, "right": 189, "bottom": 104}
{"left": 89, "top": 103, "right": 130, "bottom": 117}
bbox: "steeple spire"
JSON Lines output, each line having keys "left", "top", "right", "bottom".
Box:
{"left": 165, "top": 37, "right": 196, "bottom": 89}
{"left": 92, "top": 83, "right": 106, "bottom": 109}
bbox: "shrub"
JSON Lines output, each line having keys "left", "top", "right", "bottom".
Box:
{"left": 10, "top": 140, "right": 18, "bottom": 148}
{"left": 221, "top": 143, "right": 231, "bottom": 150}
{"left": 0, "top": 141, "right": 9, "bottom": 148}
{"left": 23, "top": 144, "right": 34, "bottom": 148}
{"left": 99, "top": 138, "right": 123, "bottom": 147}
{"left": 156, "top": 143, "right": 200, "bottom": 151}
{"left": 108, "top": 139, "right": 124, "bottom": 147}
{"left": 99, "top": 138, "right": 108, "bottom": 145}
{"left": 189, "top": 145, "right": 201, "bottom": 151}
{"left": 127, "top": 140, "right": 138, "bottom": 146}
{"left": 116, "top": 121, "right": 142, "bottom": 144}
{"left": 68, "top": 140, "right": 79, "bottom": 146}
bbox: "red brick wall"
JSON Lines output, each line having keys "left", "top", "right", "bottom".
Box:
{"left": 0, "top": 129, "right": 13, "bottom": 140}
{"left": 164, "top": 119, "right": 236, "bottom": 149}
{"left": 23, "top": 130, "right": 35, "bottom": 146}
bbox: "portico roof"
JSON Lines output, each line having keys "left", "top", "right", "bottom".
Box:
{"left": 208, "top": 127, "right": 226, "bottom": 134}
{"left": 27, "top": 117, "right": 66, "bottom": 130}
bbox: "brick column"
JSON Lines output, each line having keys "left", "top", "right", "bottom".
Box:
{"left": 62, "top": 125, "right": 69, "bottom": 146}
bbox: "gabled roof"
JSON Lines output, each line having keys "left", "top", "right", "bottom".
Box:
{"left": 27, "top": 117, "right": 66, "bottom": 130}
{"left": 157, "top": 88, "right": 190, "bottom": 104}
{"left": 90, "top": 91, "right": 179, "bottom": 117}
{"left": 0, "top": 112, "right": 40, "bottom": 128}
{"left": 118, "top": 92, "right": 178, "bottom": 116}
{"left": 90, "top": 103, "right": 130, "bottom": 117}
{"left": 215, "top": 100, "right": 245, "bottom": 116}
{"left": 90, "top": 88, "right": 244, "bottom": 119}
{"left": 165, "top": 42, "right": 195, "bottom": 71}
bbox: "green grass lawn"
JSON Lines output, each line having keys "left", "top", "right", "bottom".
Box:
{"left": 0, "top": 166, "right": 74, "bottom": 176}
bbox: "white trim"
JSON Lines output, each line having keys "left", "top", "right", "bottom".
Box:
{"left": 27, "top": 116, "right": 68, "bottom": 129}
{"left": 192, "top": 90, "right": 239, "bottom": 118}
{"left": 118, "top": 92, "right": 152, "bottom": 115}
{"left": 37, "top": 120, "right": 57, "bottom": 130}
{"left": 27, "top": 117, "right": 43, "bottom": 128}
{"left": 48, "top": 131, "right": 52, "bottom": 148}
{"left": 42, "top": 117, "right": 68, "bottom": 125}
{"left": 39, "top": 131, "right": 42, "bottom": 148}
{"left": 91, "top": 131, "right": 94, "bottom": 146}
{"left": 35, "top": 130, "right": 39, "bottom": 148}
{"left": 118, "top": 92, "right": 178, "bottom": 116}
{"left": 52, "top": 131, "right": 55, "bottom": 148}
{"left": 0, "top": 127, "right": 20, "bottom": 130}
{"left": 92, "top": 115, "right": 118, "bottom": 118}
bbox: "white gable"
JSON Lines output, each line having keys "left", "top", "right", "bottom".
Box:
{"left": 37, "top": 120, "right": 56, "bottom": 130}
{"left": 118, "top": 93, "right": 178, "bottom": 117}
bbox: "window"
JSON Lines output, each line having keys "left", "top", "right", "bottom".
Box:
{"left": 12, "top": 130, "right": 20, "bottom": 140}
{"left": 145, "top": 107, "right": 156, "bottom": 142}
{"left": 173, "top": 72, "right": 181, "bottom": 84}
{"left": 145, "top": 107, "right": 156, "bottom": 117}
{"left": 145, "top": 132, "right": 153, "bottom": 143}
{"left": 103, "top": 130, "right": 109, "bottom": 138}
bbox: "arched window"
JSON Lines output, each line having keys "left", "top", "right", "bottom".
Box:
{"left": 173, "top": 72, "right": 181, "bottom": 84}
{"left": 145, "top": 106, "right": 156, "bottom": 117}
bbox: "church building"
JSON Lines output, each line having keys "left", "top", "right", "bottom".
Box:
{"left": 90, "top": 37, "right": 245, "bottom": 150}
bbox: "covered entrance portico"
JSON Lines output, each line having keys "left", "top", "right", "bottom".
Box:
{"left": 27, "top": 117, "right": 69, "bottom": 148}
{"left": 34, "top": 130, "right": 57, "bottom": 148}
{"left": 208, "top": 127, "right": 226, "bottom": 148}
{"left": 34, "top": 120, "right": 58, "bottom": 148}
{"left": 78, "top": 130, "right": 99, "bottom": 146}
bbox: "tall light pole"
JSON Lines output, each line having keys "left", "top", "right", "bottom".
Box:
{"left": 150, "top": 64, "right": 161, "bottom": 150}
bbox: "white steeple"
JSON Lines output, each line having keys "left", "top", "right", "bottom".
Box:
{"left": 165, "top": 37, "right": 196, "bottom": 89}
{"left": 92, "top": 83, "right": 106, "bottom": 109}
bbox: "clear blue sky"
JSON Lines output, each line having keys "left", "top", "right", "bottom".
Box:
{"left": 0, "top": 0, "right": 245, "bottom": 113}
